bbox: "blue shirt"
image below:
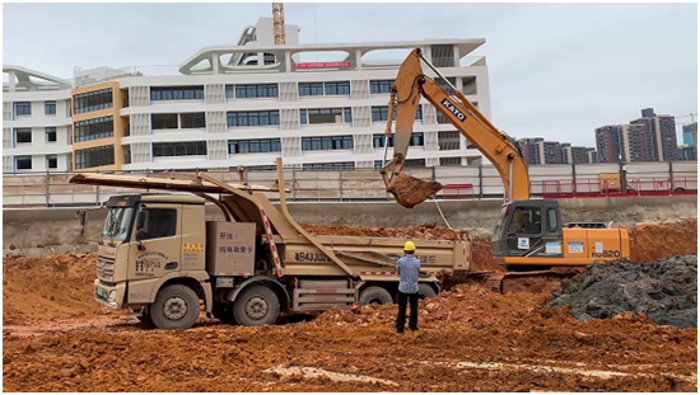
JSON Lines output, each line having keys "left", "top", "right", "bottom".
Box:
{"left": 397, "top": 254, "right": 420, "bottom": 294}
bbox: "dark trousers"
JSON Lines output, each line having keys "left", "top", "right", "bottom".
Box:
{"left": 396, "top": 291, "right": 419, "bottom": 332}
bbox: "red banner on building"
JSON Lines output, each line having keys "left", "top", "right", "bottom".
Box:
{"left": 293, "top": 61, "right": 351, "bottom": 69}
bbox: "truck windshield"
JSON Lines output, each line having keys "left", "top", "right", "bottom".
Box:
{"left": 102, "top": 207, "right": 134, "bottom": 244}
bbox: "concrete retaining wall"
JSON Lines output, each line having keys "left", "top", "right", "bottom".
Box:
{"left": 3, "top": 195, "right": 696, "bottom": 254}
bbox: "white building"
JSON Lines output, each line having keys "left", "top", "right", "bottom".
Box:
{"left": 3, "top": 17, "right": 491, "bottom": 173}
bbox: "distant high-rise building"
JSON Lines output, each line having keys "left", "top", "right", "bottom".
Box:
{"left": 622, "top": 123, "right": 654, "bottom": 162}
{"left": 586, "top": 148, "right": 598, "bottom": 164}
{"left": 516, "top": 137, "right": 543, "bottom": 165}
{"left": 630, "top": 108, "right": 677, "bottom": 161}
{"left": 563, "top": 145, "right": 589, "bottom": 164}
{"left": 536, "top": 140, "right": 565, "bottom": 164}
{"left": 595, "top": 125, "right": 625, "bottom": 163}
{"left": 683, "top": 122, "right": 697, "bottom": 147}
{"left": 678, "top": 145, "right": 696, "bottom": 161}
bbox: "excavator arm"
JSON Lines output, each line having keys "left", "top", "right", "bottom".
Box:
{"left": 381, "top": 48, "right": 530, "bottom": 208}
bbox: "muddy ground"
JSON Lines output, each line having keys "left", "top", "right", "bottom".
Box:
{"left": 2, "top": 218, "right": 698, "bottom": 392}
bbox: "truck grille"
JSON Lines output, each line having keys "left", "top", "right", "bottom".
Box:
{"left": 97, "top": 256, "right": 115, "bottom": 279}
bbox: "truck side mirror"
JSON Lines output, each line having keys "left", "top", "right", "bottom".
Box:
{"left": 135, "top": 211, "right": 148, "bottom": 240}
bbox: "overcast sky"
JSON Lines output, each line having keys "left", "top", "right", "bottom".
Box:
{"left": 3, "top": 2, "right": 697, "bottom": 147}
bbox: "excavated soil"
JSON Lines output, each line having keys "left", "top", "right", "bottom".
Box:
{"left": 388, "top": 173, "right": 443, "bottom": 209}
{"left": 2, "top": 253, "right": 119, "bottom": 325}
{"left": 628, "top": 218, "right": 697, "bottom": 263}
{"left": 550, "top": 255, "right": 697, "bottom": 328}
{"left": 2, "top": 283, "right": 697, "bottom": 392}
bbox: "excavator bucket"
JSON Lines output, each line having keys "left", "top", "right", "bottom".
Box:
{"left": 387, "top": 173, "right": 443, "bottom": 209}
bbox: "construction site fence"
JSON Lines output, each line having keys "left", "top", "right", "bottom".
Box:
{"left": 2, "top": 161, "right": 697, "bottom": 208}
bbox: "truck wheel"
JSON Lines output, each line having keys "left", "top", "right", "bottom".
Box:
{"left": 358, "top": 286, "right": 393, "bottom": 306}
{"left": 150, "top": 284, "right": 200, "bottom": 330}
{"left": 233, "top": 285, "right": 280, "bottom": 327}
{"left": 418, "top": 283, "right": 437, "bottom": 300}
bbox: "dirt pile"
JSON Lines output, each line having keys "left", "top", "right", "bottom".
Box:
{"left": 387, "top": 173, "right": 443, "bottom": 208}
{"left": 301, "top": 222, "right": 467, "bottom": 240}
{"left": 2, "top": 253, "right": 115, "bottom": 325}
{"left": 550, "top": 255, "right": 697, "bottom": 328}
{"left": 3, "top": 282, "right": 697, "bottom": 392}
{"left": 628, "top": 218, "right": 697, "bottom": 263}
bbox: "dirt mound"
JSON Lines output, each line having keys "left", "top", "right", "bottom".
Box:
{"left": 628, "top": 218, "right": 697, "bottom": 263}
{"left": 550, "top": 255, "right": 697, "bottom": 328}
{"left": 301, "top": 222, "right": 468, "bottom": 240}
{"left": 2, "top": 253, "right": 116, "bottom": 325}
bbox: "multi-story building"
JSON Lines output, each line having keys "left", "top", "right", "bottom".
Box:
{"left": 682, "top": 122, "right": 697, "bottom": 147}
{"left": 3, "top": 17, "right": 492, "bottom": 173}
{"left": 3, "top": 66, "right": 73, "bottom": 172}
{"left": 621, "top": 123, "right": 653, "bottom": 162}
{"left": 586, "top": 148, "right": 598, "bottom": 164}
{"left": 536, "top": 140, "right": 565, "bottom": 165}
{"left": 678, "top": 144, "right": 696, "bottom": 161}
{"left": 595, "top": 125, "right": 625, "bottom": 164}
{"left": 629, "top": 108, "right": 677, "bottom": 162}
{"left": 516, "top": 137, "right": 543, "bottom": 165}
{"left": 563, "top": 145, "right": 588, "bottom": 164}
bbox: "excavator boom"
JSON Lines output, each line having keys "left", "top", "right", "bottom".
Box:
{"left": 381, "top": 48, "right": 530, "bottom": 207}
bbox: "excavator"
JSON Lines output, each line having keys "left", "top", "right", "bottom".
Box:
{"left": 380, "top": 48, "right": 630, "bottom": 292}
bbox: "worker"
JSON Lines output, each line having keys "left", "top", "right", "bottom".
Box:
{"left": 396, "top": 240, "right": 420, "bottom": 333}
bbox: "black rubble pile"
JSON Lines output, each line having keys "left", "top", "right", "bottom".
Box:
{"left": 550, "top": 255, "right": 697, "bottom": 328}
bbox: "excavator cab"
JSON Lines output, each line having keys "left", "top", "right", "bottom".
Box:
{"left": 492, "top": 199, "right": 563, "bottom": 260}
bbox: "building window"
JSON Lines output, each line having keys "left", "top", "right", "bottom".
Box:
{"left": 371, "top": 106, "right": 422, "bottom": 122}
{"left": 123, "top": 145, "right": 131, "bottom": 165}
{"left": 151, "top": 113, "right": 179, "bottom": 130}
{"left": 301, "top": 135, "right": 354, "bottom": 151}
{"left": 150, "top": 86, "right": 204, "bottom": 101}
{"left": 372, "top": 133, "right": 424, "bottom": 148}
{"left": 438, "top": 131, "right": 460, "bottom": 150}
{"left": 16, "top": 155, "right": 32, "bottom": 170}
{"left": 300, "top": 108, "right": 352, "bottom": 125}
{"left": 229, "top": 84, "right": 279, "bottom": 99}
{"left": 324, "top": 81, "right": 351, "bottom": 95}
{"left": 15, "top": 102, "right": 31, "bottom": 116}
{"left": 15, "top": 128, "right": 32, "bottom": 143}
{"left": 45, "top": 101, "right": 56, "bottom": 115}
{"left": 298, "top": 82, "right": 324, "bottom": 96}
{"left": 74, "top": 145, "right": 115, "bottom": 170}
{"left": 227, "top": 111, "right": 280, "bottom": 127}
{"left": 374, "top": 159, "right": 427, "bottom": 170}
{"left": 370, "top": 80, "right": 394, "bottom": 94}
{"left": 180, "top": 112, "right": 206, "bottom": 129}
{"left": 303, "top": 162, "right": 355, "bottom": 170}
{"left": 246, "top": 165, "right": 277, "bottom": 171}
{"left": 152, "top": 141, "right": 207, "bottom": 157}
{"left": 46, "top": 127, "right": 57, "bottom": 143}
{"left": 439, "top": 157, "right": 462, "bottom": 166}
{"left": 74, "top": 116, "right": 114, "bottom": 142}
{"left": 74, "top": 89, "right": 113, "bottom": 114}
{"left": 228, "top": 138, "right": 282, "bottom": 154}
{"left": 47, "top": 155, "right": 58, "bottom": 169}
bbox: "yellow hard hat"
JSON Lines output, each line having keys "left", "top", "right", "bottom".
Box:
{"left": 404, "top": 241, "right": 416, "bottom": 251}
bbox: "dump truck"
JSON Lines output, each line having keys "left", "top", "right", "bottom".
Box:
{"left": 70, "top": 159, "right": 470, "bottom": 330}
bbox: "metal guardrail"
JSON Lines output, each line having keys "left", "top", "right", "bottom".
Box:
{"left": 3, "top": 161, "right": 697, "bottom": 207}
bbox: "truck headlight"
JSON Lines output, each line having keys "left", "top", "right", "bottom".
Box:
{"left": 108, "top": 290, "right": 117, "bottom": 302}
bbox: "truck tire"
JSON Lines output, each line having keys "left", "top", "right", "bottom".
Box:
{"left": 233, "top": 285, "right": 280, "bottom": 327}
{"left": 358, "top": 286, "right": 393, "bottom": 306}
{"left": 150, "top": 284, "right": 200, "bottom": 330}
{"left": 418, "top": 283, "right": 437, "bottom": 300}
